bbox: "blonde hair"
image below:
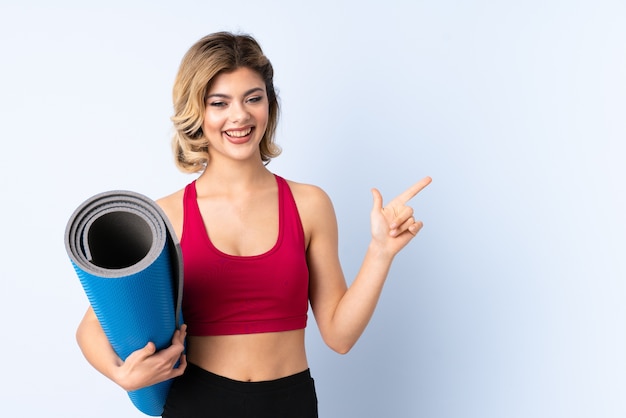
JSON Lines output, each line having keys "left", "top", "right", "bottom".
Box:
{"left": 171, "top": 32, "right": 281, "bottom": 173}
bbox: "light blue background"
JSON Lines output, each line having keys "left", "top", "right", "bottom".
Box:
{"left": 1, "top": 1, "right": 625, "bottom": 417}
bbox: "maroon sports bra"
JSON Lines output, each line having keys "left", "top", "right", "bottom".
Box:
{"left": 180, "top": 175, "right": 309, "bottom": 336}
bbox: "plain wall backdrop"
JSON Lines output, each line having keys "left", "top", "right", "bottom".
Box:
{"left": 1, "top": 1, "right": 625, "bottom": 417}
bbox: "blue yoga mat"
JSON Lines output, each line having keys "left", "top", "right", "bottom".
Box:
{"left": 65, "top": 190, "right": 183, "bottom": 416}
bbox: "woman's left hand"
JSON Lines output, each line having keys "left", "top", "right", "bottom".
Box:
{"left": 370, "top": 176, "right": 432, "bottom": 257}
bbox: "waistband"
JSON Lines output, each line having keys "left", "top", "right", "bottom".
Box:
{"left": 184, "top": 363, "right": 312, "bottom": 394}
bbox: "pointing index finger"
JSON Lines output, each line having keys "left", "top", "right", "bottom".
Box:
{"left": 395, "top": 176, "right": 432, "bottom": 204}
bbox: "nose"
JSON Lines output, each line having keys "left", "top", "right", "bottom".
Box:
{"left": 229, "top": 101, "right": 250, "bottom": 124}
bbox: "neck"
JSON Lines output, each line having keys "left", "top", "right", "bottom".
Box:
{"left": 195, "top": 158, "right": 274, "bottom": 195}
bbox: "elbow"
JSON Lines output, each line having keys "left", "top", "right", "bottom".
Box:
{"left": 321, "top": 328, "right": 361, "bottom": 354}
{"left": 326, "top": 338, "right": 355, "bottom": 355}
{"left": 333, "top": 345, "right": 352, "bottom": 355}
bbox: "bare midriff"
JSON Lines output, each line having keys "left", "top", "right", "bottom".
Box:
{"left": 185, "top": 329, "right": 308, "bottom": 382}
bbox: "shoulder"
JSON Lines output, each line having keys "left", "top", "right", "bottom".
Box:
{"left": 284, "top": 179, "right": 337, "bottom": 238}
{"left": 156, "top": 187, "right": 187, "bottom": 240}
{"left": 284, "top": 179, "right": 334, "bottom": 213}
{"left": 156, "top": 188, "right": 186, "bottom": 215}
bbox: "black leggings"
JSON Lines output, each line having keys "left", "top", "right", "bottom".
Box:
{"left": 162, "top": 363, "right": 318, "bottom": 418}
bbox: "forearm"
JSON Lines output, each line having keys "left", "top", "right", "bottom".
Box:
{"left": 75, "top": 308, "right": 123, "bottom": 384}
{"left": 325, "top": 242, "right": 394, "bottom": 353}
{"left": 305, "top": 178, "right": 430, "bottom": 354}
{"left": 76, "top": 307, "right": 187, "bottom": 391}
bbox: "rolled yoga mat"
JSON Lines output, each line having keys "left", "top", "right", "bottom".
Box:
{"left": 65, "top": 190, "right": 184, "bottom": 416}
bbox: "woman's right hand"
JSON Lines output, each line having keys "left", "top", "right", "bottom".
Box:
{"left": 113, "top": 324, "right": 187, "bottom": 392}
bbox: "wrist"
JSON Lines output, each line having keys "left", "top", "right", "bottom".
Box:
{"left": 367, "top": 240, "right": 395, "bottom": 263}
{"left": 107, "top": 358, "right": 130, "bottom": 390}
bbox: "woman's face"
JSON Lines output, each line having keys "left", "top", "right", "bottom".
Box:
{"left": 202, "top": 67, "right": 269, "bottom": 164}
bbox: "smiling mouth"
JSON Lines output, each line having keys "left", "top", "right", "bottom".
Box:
{"left": 225, "top": 127, "right": 253, "bottom": 138}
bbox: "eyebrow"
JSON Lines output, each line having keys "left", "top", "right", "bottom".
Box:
{"left": 206, "top": 87, "right": 265, "bottom": 100}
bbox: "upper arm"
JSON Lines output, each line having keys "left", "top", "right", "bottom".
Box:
{"left": 291, "top": 183, "right": 347, "bottom": 339}
{"left": 77, "top": 305, "right": 97, "bottom": 329}
{"left": 76, "top": 305, "right": 104, "bottom": 348}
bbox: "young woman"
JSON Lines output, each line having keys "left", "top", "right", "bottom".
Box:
{"left": 76, "top": 31, "right": 431, "bottom": 417}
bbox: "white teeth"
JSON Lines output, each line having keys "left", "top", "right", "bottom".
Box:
{"left": 226, "top": 128, "right": 252, "bottom": 137}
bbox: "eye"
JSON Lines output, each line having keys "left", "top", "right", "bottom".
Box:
{"left": 247, "top": 96, "right": 263, "bottom": 104}
{"left": 209, "top": 101, "right": 227, "bottom": 107}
